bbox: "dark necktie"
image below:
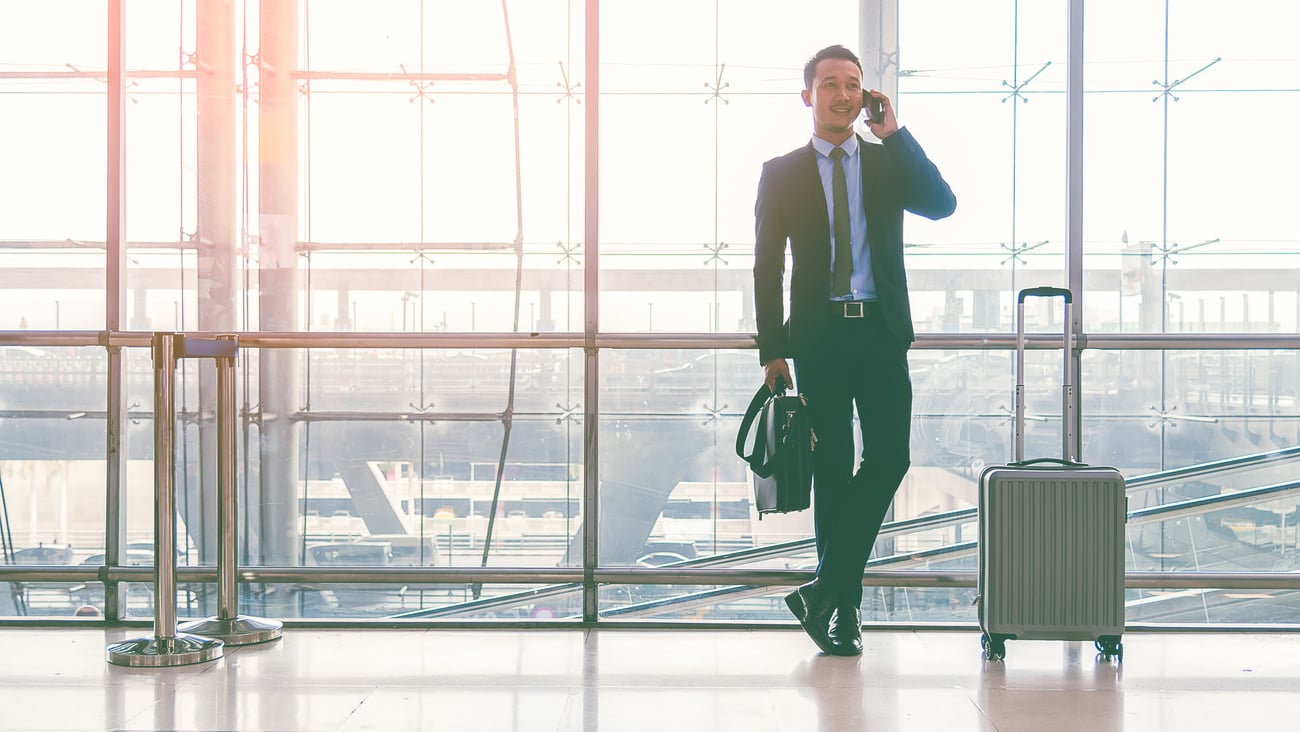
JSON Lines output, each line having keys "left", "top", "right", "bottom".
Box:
{"left": 830, "top": 147, "right": 852, "bottom": 297}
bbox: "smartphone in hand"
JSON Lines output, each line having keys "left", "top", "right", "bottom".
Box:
{"left": 865, "top": 94, "right": 885, "bottom": 125}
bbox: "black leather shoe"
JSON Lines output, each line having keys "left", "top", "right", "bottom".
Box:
{"left": 827, "top": 606, "right": 863, "bottom": 656}
{"left": 784, "top": 581, "right": 836, "bottom": 654}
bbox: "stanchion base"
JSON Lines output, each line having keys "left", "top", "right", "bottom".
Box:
{"left": 106, "top": 633, "right": 224, "bottom": 667}
{"left": 177, "top": 615, "right": 283, "bottom": 646}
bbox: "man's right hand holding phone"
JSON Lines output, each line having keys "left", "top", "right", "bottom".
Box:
{"left": 864, "top": 90, "right": 898, "bottom": 140}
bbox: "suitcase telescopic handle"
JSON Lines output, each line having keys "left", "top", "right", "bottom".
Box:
{"left": 1018, "top": 286, "right": 1072, "bottom": 304}
{"left": 1015, "top": 287, "right": 1076, "bottom": 463}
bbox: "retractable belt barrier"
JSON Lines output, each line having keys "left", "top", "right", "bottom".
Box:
{"left": 107, "top": 333, "right": 282, "bottom": 668}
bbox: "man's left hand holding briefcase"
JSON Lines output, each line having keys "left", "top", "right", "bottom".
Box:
{"left": 735, "top": 376, "right": 816, "bottom": 518}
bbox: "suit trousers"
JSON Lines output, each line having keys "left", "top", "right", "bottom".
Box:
{"left": 794, "top": 310, "right": 912, "bottom": 609}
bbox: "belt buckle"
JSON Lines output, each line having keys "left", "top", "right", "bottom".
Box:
{"left": 843, "top": 301, "right": 865, "bottom": 319}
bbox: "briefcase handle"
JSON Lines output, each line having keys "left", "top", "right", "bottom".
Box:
{"left": 734, "top": 377, "right": 788, "bottom": 478}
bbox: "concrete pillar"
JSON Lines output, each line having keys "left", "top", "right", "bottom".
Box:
{"left": 193, "top": 0, "right": 239, "bottom": 564}
{"left": 257, "top": 0, "right": 302, "bottom": 566}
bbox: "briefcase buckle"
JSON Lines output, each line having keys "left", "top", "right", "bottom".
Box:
{"left": 844, "top": 301, "right": 864, "bottom": 318}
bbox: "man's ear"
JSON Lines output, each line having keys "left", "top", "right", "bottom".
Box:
{"left": 801, "top": 89, "right": 812, "bottom": 107}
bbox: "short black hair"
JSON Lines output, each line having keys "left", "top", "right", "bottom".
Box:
{"left": 803, "top": 45, "right": 863, "bottom": 89}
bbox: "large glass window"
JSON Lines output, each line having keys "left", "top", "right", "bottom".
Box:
{"left": 2, "top": 1, "right": 1298, "bottom": 625}
{"left": 1084, "top": 0, "right": 1300, "bottom": 335}
{"left": 0, "top": 2, "right": 106, "bottom": 330}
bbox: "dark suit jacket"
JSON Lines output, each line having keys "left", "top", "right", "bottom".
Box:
{"left": 753, "top": 127, "right": 956, "bottom": 364}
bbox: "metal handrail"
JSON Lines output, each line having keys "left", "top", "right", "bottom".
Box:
{"left": 6, "top": 329, "right": 1300, "bottom": 351}
{"left": 1126, "top": 445, "right": 1300, "bottom": 490}
{"left": 1128, "top": 479, "right": 1300, "bottom": 523}
{"left": 5, "top": 566, "right": 1300, "bottom": 593}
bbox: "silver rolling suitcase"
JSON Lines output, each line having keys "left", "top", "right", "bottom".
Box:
{"left": 977, "top": 287, "right": 1127, "bottom": 662}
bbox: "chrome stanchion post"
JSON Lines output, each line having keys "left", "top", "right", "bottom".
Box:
{"left": 107, "top": 333, "right": 224, "bottom": 667}
{"left": 179, "top": 334, "right": 283, "bottom": 645}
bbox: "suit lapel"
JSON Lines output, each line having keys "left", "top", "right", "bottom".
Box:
{"left": 794, "top": 143, "right": 829, "bottom": 241}
{"left": 857, "top": 135, "right": 885, "bottom": 257}
{"left": 785, "top": 144, "right": 826, "bottom": 256}
{"left": 857, "top": 135, "right": 882, "bottom": 219}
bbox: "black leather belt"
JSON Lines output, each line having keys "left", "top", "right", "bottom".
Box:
{"left": 830, "top": 300, "right": 877, "bottom": 318}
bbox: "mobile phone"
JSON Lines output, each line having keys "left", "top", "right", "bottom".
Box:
{"left": 865, "top": 95, "right": 885, "bottom": 124}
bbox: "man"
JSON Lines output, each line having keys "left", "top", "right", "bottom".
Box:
{"left": 754, "top": 45, "right": 955, "bottom": 655}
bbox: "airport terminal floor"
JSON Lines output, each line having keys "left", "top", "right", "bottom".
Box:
{"left": 1, "top": 627, "right": 1297, "bottom": 731}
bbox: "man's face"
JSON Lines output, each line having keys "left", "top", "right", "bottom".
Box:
{"left": 802, "top": 57, "right": 863, "bottom": 143}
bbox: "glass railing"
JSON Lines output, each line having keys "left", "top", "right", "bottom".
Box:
{"left": 4, "top": 339, "right": 1300, "bottom": 626}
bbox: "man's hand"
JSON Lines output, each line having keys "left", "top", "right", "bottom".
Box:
{"left": 865, "top": 90, "right": 899, "bottom": 140}
{"left": 764, "top": 359, "right": 793, "bottom": 394}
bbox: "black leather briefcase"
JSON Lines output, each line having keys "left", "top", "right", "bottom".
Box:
{"left": 735, "top": 379, "right": 815, "bottom": 518}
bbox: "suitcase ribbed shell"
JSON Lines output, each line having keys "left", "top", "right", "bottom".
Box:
{"left": 978, "top": 465, "right": 1127, "bottom": 641}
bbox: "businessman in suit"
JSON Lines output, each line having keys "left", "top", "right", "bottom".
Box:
{"left": 754, "top": 45, "right": 955, "bottom": 655}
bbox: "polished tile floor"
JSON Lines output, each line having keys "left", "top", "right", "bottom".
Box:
{"left": 0, "top": 627, "right": 1297, "bottom": 731}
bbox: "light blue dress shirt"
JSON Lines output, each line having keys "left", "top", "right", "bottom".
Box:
{"left": 811, "top": 134, "right": 876, "bottom": 302}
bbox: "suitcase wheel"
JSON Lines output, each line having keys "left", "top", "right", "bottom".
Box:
{"left": 1094, "top": 637, "right": 1123, "bottom": 662}
{"left": 980, "top": 633, "right": 1007, "bottom": 661}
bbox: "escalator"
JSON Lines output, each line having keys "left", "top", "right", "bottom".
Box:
{"left": 1, "top": 471, "right": 30, "bottom": 614}
{"left": 399, "top": 443, "right": 1300, "bottom": 621}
